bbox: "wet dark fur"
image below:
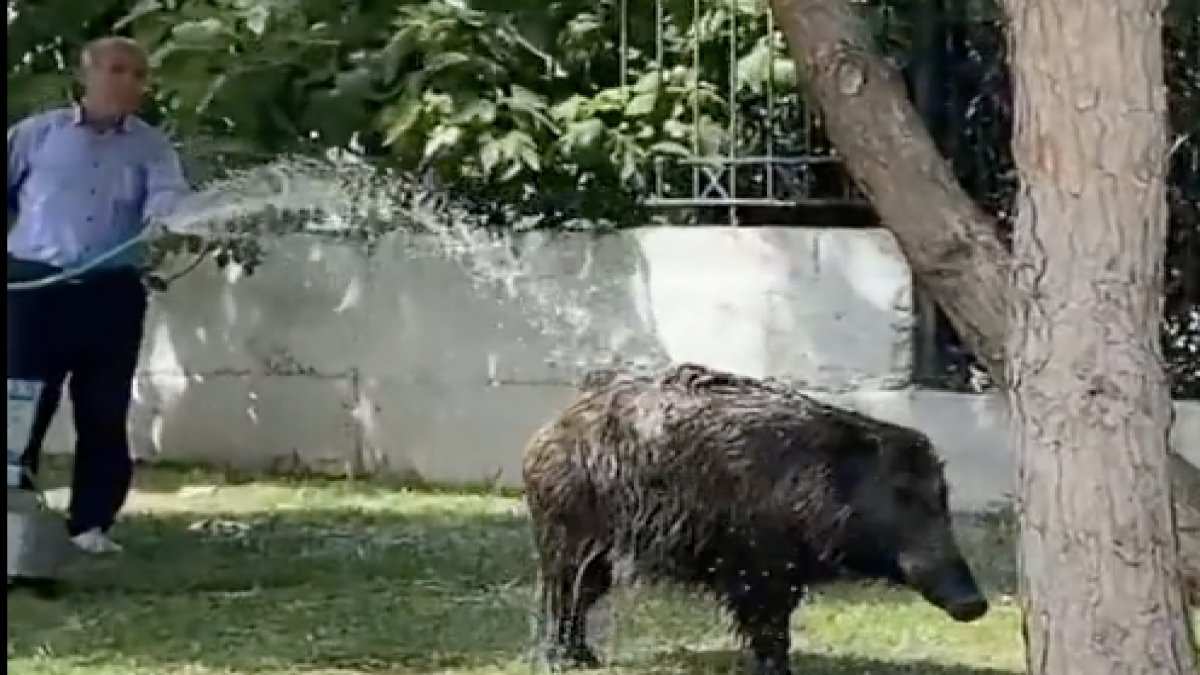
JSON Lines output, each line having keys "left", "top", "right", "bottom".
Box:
{"left": 523, "top": 362, "right": 980, "bottom": 675}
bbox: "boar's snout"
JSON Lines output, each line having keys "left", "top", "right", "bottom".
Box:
{"left": 901, "top": 554, "right": 989, "bottom": 623}
{"left": 947, "top": 594, "right": 989, "bottom": 623}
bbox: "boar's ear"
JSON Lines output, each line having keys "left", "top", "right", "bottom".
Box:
{"left": 822, "top": 423, "right": 886, "bottom": 497}
{"left": 878, "top": 429, "right": 944, "bottom": 477}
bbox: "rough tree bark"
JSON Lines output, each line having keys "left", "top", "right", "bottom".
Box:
{"left": 1002, "top": 1, "right": 1197, "bottom": 672}
{"left": 767, "top": 0, "right": 1200, "bottom": 615}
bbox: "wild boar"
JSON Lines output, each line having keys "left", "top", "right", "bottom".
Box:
{"left": 522, "top": 363, "right": 987, "bottom": 675}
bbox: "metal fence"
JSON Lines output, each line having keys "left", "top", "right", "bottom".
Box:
{"left": 629, "top": 0, "right": 1199, "bottom": 397}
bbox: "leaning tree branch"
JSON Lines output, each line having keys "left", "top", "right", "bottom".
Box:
{"left": 767, "top": 0, "right": 1200, "bottom": 603}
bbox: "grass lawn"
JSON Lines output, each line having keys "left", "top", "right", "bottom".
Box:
{"left": 9, "top": 463, "right": 1037, "bottom": 675}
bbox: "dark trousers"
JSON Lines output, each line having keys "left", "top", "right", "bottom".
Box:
{"left": 7, "top": 262, "right": 148, "bottom": 536}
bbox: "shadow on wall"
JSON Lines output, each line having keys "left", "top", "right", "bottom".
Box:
{"left": 648, "top": 651, "right": 1015, "bottom": 675}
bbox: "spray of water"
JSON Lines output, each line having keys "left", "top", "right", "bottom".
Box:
{"left": 158, "top": 151, "right": 669, "bottom": 383}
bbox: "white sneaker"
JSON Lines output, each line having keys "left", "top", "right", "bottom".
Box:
{"left": 71, "top": 529, "right": 123, "bottom": 554}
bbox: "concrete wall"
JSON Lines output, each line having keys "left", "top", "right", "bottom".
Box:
{"left": 36, "top": 226, "right": 1200, "bottom": 512}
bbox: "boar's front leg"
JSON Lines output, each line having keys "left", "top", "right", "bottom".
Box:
{"left": 721, "top": 575, "right": 801, "bottom": 675}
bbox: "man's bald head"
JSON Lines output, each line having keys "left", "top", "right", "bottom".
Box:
{"left": 80, "top": 36, "right": 148, "bottom": 71}
{"left": 78, "top": 36, "right": 150, "bottom": 122}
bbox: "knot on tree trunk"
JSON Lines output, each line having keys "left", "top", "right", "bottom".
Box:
{"left": 832, "top": 50, "right": 867, "bottom": 96}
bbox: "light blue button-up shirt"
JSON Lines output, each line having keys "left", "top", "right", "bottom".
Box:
{"left": 7, "top": 106, "right": 190, "bottom": 270}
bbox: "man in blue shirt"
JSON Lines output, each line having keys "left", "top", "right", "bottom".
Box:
{"left": 7, "top": 36, "right": 190, "bottom": 554}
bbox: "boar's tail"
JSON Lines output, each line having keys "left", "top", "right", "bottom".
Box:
{"left": 577, "top": 369, "right": 620, "bottom": 392}
{"left": 577, "top": 368, "right": 631, "bottom": 392}
{"left": 580, "top": 362, "right": 769, "bottom": 395}
{"left": 660, "top": 362, "right": 768, "bottom": 394}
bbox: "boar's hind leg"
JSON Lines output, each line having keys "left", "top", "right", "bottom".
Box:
{"left": 539, "top": 545, "right": 612, "bottom": 670}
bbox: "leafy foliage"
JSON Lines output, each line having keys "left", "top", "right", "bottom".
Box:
{"left": 9, "top": 0, "right": 796, "bottom": 231}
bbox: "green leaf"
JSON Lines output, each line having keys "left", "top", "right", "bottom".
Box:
{"left": 242, "top": 5, "right": 271, "bottom": 37}
{"left": 113, "top": 0, "right": 163, "bottom": 30}
{"left": 504, "top": 84, "right": 558, "bottom": 132}
{"left": 694, "top": 115, "right": 727, "bottom": 156}
{"left": 497, "top": 130, "right": 535, "bottom": 158}
{"left": 736, "top": 40, "right": 772, "bottom": 92}
{"left": 479, "top": 135, "right": 503, "bottom": 176}
{"left": 585, "top": 87, "right": 629, "bottom": 115}
{"left": 735, "top": 37, "right": 798, "bottom": 93}
{"left": 550, "top": 95, "right": 588, "bottom": 122}
{"left": 626, "top": 92, "right": 658, "bottom": 117}
{"left": 563, "top": 119, "right": 606, "bottom": 150}
{"left": 565, "top": 12, "right": 603, "bottom": 39}
{"left": 498, "top": 160, "right": 524, "bottom": 182}
{"left": 664, "top": 119, "right": 691, "bottom": 140}
{"left": 380, "top": 24, "right": 421, "bottom": 84}
{"left": 506, "top": 84, "right": 545, "bottom": 115}
{"left": 632, "top": 70, "right": 662, "bottom": 94}
{"left": 648, "top": 140, "right": 693, "bottom": 158}
{"left": 664, "top": 64, "right": 695, "bottom": 88}
{"left": 171, "top": 18, "right": 229, "bottom": 46}
{"left": 449, "top": 97, "right": 499, "bottom": 126}
{"left": 495, "top": 131, "right": 537, "bottom": 181}
{"left": 518, "top": 142, "right": 540, "bottom": 172}
{"left": 560, "top": 118, "right": 608, "bottom": 167}
{"left": 423, "top": 52, "right": 475, "bottom": 74}
{"left": 422, "top": 91, "right": 456, "bottom": 116}
{"left": 487, "top": 129, "right": 539, "bottom": 180}
{"left": 382, "top": 95, "right": 424, "bottom": 146}
{"left": 771, "top": 58, "right": 799, "bottom": 90}
{"left": 423, "top": 125, "right": 464, "bottom": 160}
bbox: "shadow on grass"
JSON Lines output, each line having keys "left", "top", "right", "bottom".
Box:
{"left": 643, "top": 649, "right": 1016, "bottom": 674}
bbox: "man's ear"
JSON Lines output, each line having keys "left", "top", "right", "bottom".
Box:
{"left": 71, "top": 67, "right": 87, "bottom": 97}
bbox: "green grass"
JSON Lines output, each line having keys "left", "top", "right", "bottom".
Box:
{"left": 9, "top": 464, "right": 1031, "bottom": 675}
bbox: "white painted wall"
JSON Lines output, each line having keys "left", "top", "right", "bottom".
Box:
{"left": 36, "top": 226, "right": 1200, "bottom": 512}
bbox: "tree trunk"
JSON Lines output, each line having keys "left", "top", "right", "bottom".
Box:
{"left": 1001, "top": 1, "right": 1196, "bottom": 672}
{"left": 768, "top": 0, "right": 1200, "bottom": 606}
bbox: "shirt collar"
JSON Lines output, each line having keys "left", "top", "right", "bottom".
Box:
{"left": 73, "top": 105, "right": 130, "bottom": 133}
